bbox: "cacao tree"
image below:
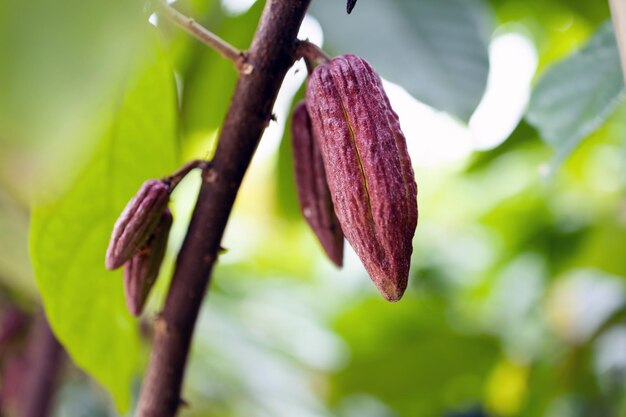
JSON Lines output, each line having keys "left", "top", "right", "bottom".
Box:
{"left": 0, "top": 0, "right": 625, "bottom": 416}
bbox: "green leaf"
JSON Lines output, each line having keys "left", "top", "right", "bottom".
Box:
{"left": 0, "top": 0, "right": 145, "bottom": 146}
{"left": 488, "top": 0, "right": 610, "bottom": 28}
{"left": 526, "top": 21, "right": 625, "bottom": 161}
{"left": 30, "top": 32, "right": 179, "bottom": 412}
{"left": 310, "top": 0, "right": 493, "bottom": 122}
{"left": 330, "top": 297, "right": 499, "bottom": 415}
{"left": 0, "top": 189, "right": 36, "bottom": 298}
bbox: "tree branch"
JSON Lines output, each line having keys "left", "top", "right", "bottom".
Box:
{"left": 135, "top": 1, "right": 312, "bottom": 416}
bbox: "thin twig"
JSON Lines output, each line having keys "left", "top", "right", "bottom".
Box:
{"left": 156, "top": 1, "right": 252, "bottom": 74}
{"left": 135, "top": 1, "right": 312, "bottom": 416}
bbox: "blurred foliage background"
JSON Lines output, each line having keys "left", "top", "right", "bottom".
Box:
{"left": 1, "top": 0, "right": 626, "bottom": 416}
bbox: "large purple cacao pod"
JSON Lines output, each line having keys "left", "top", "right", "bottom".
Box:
{"left": 306, "top": 54, "right": 418, "bottom": 301}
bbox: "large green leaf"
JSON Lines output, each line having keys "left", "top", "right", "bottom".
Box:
{"left": 526, "top": 21, "right": 625, "bottom": 161}
{"left": 30, "top": 32, "right": 179, "bottom": 411}
{"left": 0, "top": 0, "right": 144, "bottom": 146}
{"left": 488, "top": 0, "right": 609, "bottom": 28}
{"left": 310, "top": 0, "right": 492, "bottom": 122}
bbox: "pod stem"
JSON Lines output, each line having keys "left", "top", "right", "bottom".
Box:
{"left": 295, "top": 39, "right": 331, "bottom": 74}
{"left": 163, "top": 160, "right": 210, "bottom": 189}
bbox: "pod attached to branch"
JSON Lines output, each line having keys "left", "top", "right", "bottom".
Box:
{"left": 306, "top": 54, "right": 418, "bottom": 301}
{"left": 347, "top": 0, "right": 357, "bottom": 14}
{"left": 292, "top": 101, "right": 344, "bottom": 267}
{"left": 105, "top": 179, "right": 171, "bottom": 270}
{"left": 123, "top": 209, "right": 173, "bottom": 316}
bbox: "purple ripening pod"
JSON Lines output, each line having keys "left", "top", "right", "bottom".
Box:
{"left": 106, "top": 179, "right": 171, "bottom": 270}
{"left": 305, "top": 54, "right": 418, "bottom": 302}
{"left": 123, "top": 209, "right": 172, "bottom": 316}
{"left": 291, "top": 101, "right": 344, "bottom": 267}
{"left": 347, "top": 0, "right": 357, "bottom": 14}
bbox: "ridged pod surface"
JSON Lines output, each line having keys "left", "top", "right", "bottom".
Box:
{"left": 124, "top": 209, "right": 172, "bottom": 316}
{"left": 105, "top": 179, "right": 171, "bottom": 270}
{"left": 291, "top": 101, "right": 344, "bottom": 266}
{"left": 306, "top": 54, "right": 418, "bottom": 301}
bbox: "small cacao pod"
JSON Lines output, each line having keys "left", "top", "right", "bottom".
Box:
{"left": 123, "top": 209, "right": 172, "bottom": 316}
{"left": 306, "top": 54, "right": 418, "bottom": 301}
{"left": 105, "top": 179, "right": 171, "bottom": 270}
{"left": 291, "top": 101, "right": 344, "bottom": 267}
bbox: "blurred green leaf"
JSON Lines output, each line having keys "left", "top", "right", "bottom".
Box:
{"left": 519, "top": 330, "right": 613, "bottom": 417}
{"left": 310, "top": 0, "right": 492, "bottom": 122}
{"left": 0, "top": 0, "right": 145, "bottom": 146}
{"left": 572, "top": 220, "right": 626, "bottom": 278}
{"left": 488, "top": 0, "right": 609, "bottom": 27}
{"left": 551, "top": 0, "right": 609, "bottom": 25}
{"left": 526, "top": 21, "right": 625, "bottom": 161}
{"left": 30, "top": 32, "right": 179, "bottom": 412}
{"left": 157, "top": 0, "right": 220, "bottom": 79}
{"left": 275, "top": 86, "right": 305, "bottom": 221}
{"left": 487, "top": 0, "right": 604, "bottom": 77}
{"left": 180, "top": 1, "right": 263, "bottom": 158}
{"left": 466, "top": 121, "right": 542, "bottom": 173}
{"left": 330, "top": 297, "right": 499, "bottom": 416}
{"left": 175, "top": 0, "right": 217, "bottom": 20}
{"left": 0, "top": 190, "right": 36, "bottom": 298}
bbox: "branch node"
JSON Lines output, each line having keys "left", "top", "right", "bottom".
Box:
{"left": 236, "top": 52, "right": 254, "bottom": 75}
{"left": 202, "top": 168, "right": 219, "bottom": 184}
{"left": 239, "top": 62, "right": 254, "bottom": 75}
{"left": 154, "top": 315, "right": 168, "bottom": 335}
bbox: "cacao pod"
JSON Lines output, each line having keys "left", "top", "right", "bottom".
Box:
{"left": 105, "top": 179, "right": 171, "bottom": 270}
{"left": 306, "top": 54, "right": 418, "bottom": 301}
{"left": 291, "top": 101, "right": 344, "bottom": 267}
{"left": 123, "top": 209, "right": 172, "bottom": 316}
{"left": 347, "top": 0, "right": 357, "bottom": 14}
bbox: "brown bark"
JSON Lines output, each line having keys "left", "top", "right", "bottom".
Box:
{"left": 135, "top": 1, "right": 312, "bottom": 416}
